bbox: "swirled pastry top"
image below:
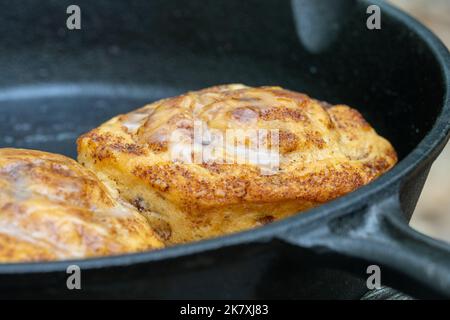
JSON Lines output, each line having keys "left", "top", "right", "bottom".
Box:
{"left": 0, "top": 148, "right": 163, "bottom": 262}
{"left": 77, "top": 84, "right": 397, "bottom": 243}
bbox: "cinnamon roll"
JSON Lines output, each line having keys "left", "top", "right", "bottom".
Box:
{"left": 0, "top": 148, "right": 163, "bottom": 262}
{"left": 77, "top": 84, "right": 397, "bottom": 244}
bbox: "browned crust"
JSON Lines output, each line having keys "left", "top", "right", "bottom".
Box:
{"left": 0, "top": 148, "right": 163, "bottom": 262}
{"left": 77, "top": 84, "right": 397, "bottom": 243}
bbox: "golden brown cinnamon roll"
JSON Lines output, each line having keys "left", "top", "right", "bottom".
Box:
{"left": 0, "top": 148, "right": 163, "bottom": 262}
{"left": 77, "top": 84, "right": 397, "bottom": 244}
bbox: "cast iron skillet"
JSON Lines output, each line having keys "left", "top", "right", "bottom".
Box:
{"left": 0, "top": 0, "right": 449, "bottom": 299}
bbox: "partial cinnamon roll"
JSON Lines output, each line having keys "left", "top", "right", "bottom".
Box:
{"left": 77, "top": 84, "right": 397, "bottom": 244}
{"left": 0, "top": 148, "right": 163, "bottom": 262}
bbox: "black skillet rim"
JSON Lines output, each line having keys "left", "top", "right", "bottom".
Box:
{"left": 0, "top": 0, "right": 449, "bottom": 274}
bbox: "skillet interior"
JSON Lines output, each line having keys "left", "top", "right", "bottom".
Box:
{"left": 0, "top": 0, "right": 445, "bottom": 160}
{"left": 0, "top": 0, "right": 448, "bottom": 298}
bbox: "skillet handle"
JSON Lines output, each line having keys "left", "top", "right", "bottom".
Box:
{"left": 280, "top": 194, "right": 450, "bottom": 299}
{"left": 291, "top": 0, "right": 355, "bottom": 53}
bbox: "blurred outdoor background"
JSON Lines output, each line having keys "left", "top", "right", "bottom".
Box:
{"left": 390, "top": 0, "right": 450, "bottom": 242}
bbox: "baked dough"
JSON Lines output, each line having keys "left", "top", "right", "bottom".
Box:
{"left": 77, "top": 84, "right": 397, "bottom": 244}
{"left": 0, "top": 148, "right": 163, "bottom": 262}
